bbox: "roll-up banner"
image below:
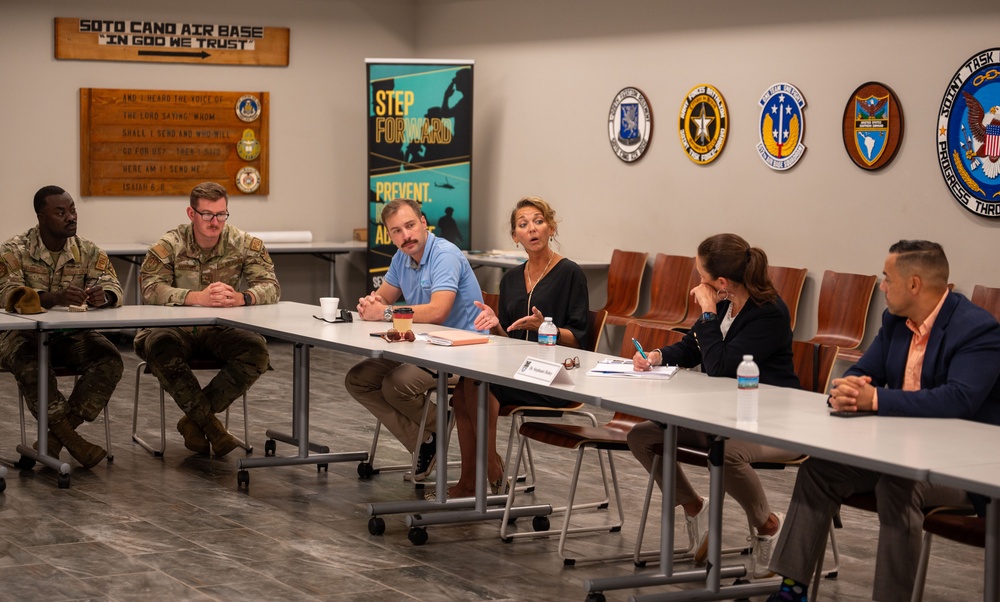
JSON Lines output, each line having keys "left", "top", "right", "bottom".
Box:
{"left": 366, "top": 59, "right": 474, "bottom": 292}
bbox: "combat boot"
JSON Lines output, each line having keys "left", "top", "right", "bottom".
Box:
{"left": 50, "top": 418, "right": 106, "bottom": 469}
{"left": 199, "top": 414, "right": 240, "bottom": 457}
{"left": 32, "top": 431, "right": 63, "bottom": 458}
{"left": 177, "top": 415, "right": 210, "bottom": 455}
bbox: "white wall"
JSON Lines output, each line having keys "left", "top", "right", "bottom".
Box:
{"left": 416, "top": 0, "right": 1000, "bottom": 345}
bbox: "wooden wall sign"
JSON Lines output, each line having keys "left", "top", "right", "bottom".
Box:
{"left": 55, "top": 18, "right": 289, "bottom": 66}
{"left": 80, "top": 88, "right": 269, "bottom": 197}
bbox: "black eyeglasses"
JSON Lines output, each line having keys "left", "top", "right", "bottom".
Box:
{"left": 193, "top": 209, "right": 230, "bottom": 222}
{"left": 563, "top": 356, "right": 580, "bottom": 370}
{"left": 382, "top": 329, "right": 415, "bottom": 343}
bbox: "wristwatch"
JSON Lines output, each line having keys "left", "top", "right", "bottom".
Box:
{"left": 701, "top": 312, "right": 718, "bottom": 323}
{"left": 384, "top": 306, "right": 393, "bottom": 322}
{"left": 242, "top": 292, "right": 253, "bottom": 306}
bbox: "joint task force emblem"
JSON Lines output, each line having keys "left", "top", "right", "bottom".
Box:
{"left": 236, "top": 94, "right": 261, "bottom": 123}
{"left": 756, "top": 83, "right": 807, "bottom": 171}
{"left": 938, "top": 48, "right": 1000, "bottom": 218}
{"left": 678, "top": 84, "right": 728, "bottom": 165}
{"left": 237, "top": 128, "right": 261, "bottom": 161}
{"left": 843, "top": 82, "right": 904, "bottom": 171}
{"left": 608, "top": 87, "right": 653, "bottom": 163}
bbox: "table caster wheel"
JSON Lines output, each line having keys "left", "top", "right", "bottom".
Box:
{"left": 57, "top": 473, "right": 70, "bottom": 489}
{"left": 357, "top": 462, "right": 374, "bottom": 479}
{"left": 585, "top": 593, "right": 606, "bottom": 602}
{"left": 317, "top": 463, "right": 328, "bottom": 473}
{"left": 264, "top": 439, "right": 276, "bottom": 457}
{"left": 237, "top": 470, "right": 250, "bottom": 490}
{"left": 15, "top": 456, "right": 36, "bottom": 470}
{"left": 408, "top": 526, "right": 428, "bottom": 546}
{"left": 368, "top": 516, "right": 386, "bottom": 535}
{"left": 532, "top": 515, "right": 550, "bottom": 532}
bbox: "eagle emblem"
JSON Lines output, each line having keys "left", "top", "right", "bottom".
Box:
{"left": 962, "top": 91, "right": 1000, "bottom": 179}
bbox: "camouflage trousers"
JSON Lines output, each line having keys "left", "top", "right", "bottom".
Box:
{"left": 0, "top": 330, "right": 123, "bottom": 423}
{"left": 134, "top": 325, "right": 269, "bottom": 423}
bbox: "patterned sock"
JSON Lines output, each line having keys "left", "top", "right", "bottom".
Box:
{"left": 766, "top": 577, "right": 808, "bottom": 602}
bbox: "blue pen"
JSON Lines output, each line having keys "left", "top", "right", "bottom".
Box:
{"left": 631, "top": 338, "right": 648, "bottom": 360}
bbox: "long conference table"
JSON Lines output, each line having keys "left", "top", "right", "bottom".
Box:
{"left": 2, "top": 302, "right": 997, "bottom": 600}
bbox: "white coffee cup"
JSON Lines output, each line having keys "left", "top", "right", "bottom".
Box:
{"left": 319, "top": 297, "right": 340, "bottom": 320}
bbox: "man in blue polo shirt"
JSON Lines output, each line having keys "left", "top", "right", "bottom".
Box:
{"left": 346, "top": 198, "right": 482, "bottom": 478}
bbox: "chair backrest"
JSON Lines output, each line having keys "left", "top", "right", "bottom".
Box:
{"left": 768, "top": 265, "right": 808, "bottom": 330}
{"left": 971, "top": 284, "right": 1000, "bottom": 323}
{"left": 638, "top": 254, "right": 695, "bottom": 324}
{"left": 480, "top": 291, "right": 506, "bottom": 336}
{"left": 599, "top": 249, "right": 649, "bottom": 318}
{"left": 671, "top": 266, "right": 705, "bottom": 330}
{"left": 812, "top": 270, "right": 878, "bottom": 348}
{"left": 791, "top": 340, "right": 838, "bottom": 394}
{"left": 619, "top": 321, "right": 685, "bottom": 359}
{"left": 586, "top": 309, "right": 608, "bottom": 353}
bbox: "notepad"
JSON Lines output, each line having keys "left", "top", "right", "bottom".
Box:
{"left": 586, "top": 358, "right": 678, "bottom": 379}
{"left": 425, "top": 330, "right": 489, "bottom": 346}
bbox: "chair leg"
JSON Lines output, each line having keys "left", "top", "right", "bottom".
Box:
{"left": 223, "top": 392, "right": 253, "bottom": 453}
{"left": 911, "top": 530, "right": 934, "bottom": 602}
{"left": 102, "top": 404, "right": 114, "bottom": 462}
{"left": 132, "top": 361, "right": 164, "bottom": 456}
{"left": 18, "top": 388, "right": 27, "bottom": 448}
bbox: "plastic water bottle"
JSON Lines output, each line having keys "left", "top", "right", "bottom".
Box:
{"left": 737, "top": 354, "right": 759, "bottom": 427}
{"left": 538, "top": 316, "right": 558, "bottom": 361}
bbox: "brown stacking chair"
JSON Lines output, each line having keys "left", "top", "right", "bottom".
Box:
{"left": 499, "top": 308, "right": 608, "bottom": 494}
{"left": 971, "top": 284, "right": 1000, "bottom": 322}
{"left": 768, "top": 265, "right": 808, "bottom": 330}
{"left": 500, "top": 321, "right": 677, "bottom": 564}
{"left": 598, "top": 249, "right": 649, "bottom": 325}
{"left": 607, "top": 254, "right": 694, "bottom": 327}
{"left": 911, "top": 513, "right": 986, "bottom": 601}
{"left": 805, "top": 269, "right": 878, "bottom": 370}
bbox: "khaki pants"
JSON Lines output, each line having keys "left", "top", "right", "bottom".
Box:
{"left": 345, "top": 358, "right": 442, "bottom": 453}
{"left": 627, "top": 419, "right": 800, "bottom": 528}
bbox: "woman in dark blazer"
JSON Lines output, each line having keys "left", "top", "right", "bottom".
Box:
{"left": 628, "top": 233, "right": 799, "bottom": 580}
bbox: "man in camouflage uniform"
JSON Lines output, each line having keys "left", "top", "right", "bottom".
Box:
{"left": 0, "top": 185, "right": 124, "bottom": 468}
{"left": 135, "top": 182, "right": 279, "bottom": 456}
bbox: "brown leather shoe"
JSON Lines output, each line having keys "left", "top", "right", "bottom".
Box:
{"left": 177, "top": 416, "right": 210, "bottom": 455}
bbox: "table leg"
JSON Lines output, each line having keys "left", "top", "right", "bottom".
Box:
{"left": 238, "top": 342, "right": 367, "bottom": 473}
{"left": 14, "top": 331, "right": 72, "bottom": 485}
{"left": 986, "top": 496, "right": 999, "bottom": 602}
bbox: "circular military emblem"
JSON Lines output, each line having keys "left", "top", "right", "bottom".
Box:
{"left": 236, "top": 94, "right": 261, "bottom": 123}
{"left": 237, "top": 128, "right": 261, "bottom": 161}
{"left": 678, "top": 84, "right": 728, "bottom": 165}
{"left": 937, "top": 48, "right": 1000, "bottom": 218}
{"left": 235, "top": 166, "right": 261, "bottom": 193}
{"left": 608, "top": 87, "right": 653, "bottom": 163}
{"left": 843, "top": 82, "right": 904, "bottom": 171}
{"left": 756, "top": 83, "right": 807, "bottom": 171}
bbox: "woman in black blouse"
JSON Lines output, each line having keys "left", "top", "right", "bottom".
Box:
{"left": 445, "top": 197, "right": 588, "bottom": 499}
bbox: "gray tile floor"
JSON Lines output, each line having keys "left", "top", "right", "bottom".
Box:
{"left": 0, "top": 337, "right": 986, "bottom": 601}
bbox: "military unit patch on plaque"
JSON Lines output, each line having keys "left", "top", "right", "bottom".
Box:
{"left": 938, "top": 48, "right": 1000, "bottom": 218}
{"left": 678, "top": 84, "right": 728, "bottom": 165}
{"left": 237, "top": 128, "right": 261, "bottom": 161}
{"left": 236, "top": 94, "right": 261, "bottom": 123}
{"left": 236, "top": 166, "right": 262, "bottom": 193}
{"left": 756, "top": 83, "right": 807, "bottom": 171}
{"left": 608, "top": 87, "right": 653, "bottom": 163}
{"left": 842, "top": 82, "right": 903, "bottom": 171}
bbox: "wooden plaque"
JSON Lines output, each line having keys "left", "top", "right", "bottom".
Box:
{"left": 80, "top": 88, "right": 269, "bottom": 196}
{"left": 842, "top": 82, "right": 903, "bottom": 171}
{"left": 56, "top": 18, "right": 288, "bottom": 66}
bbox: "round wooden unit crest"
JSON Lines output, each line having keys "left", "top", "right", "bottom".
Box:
{"left": 608, "top": 87, "right": 653, "bottom": 163}
{"left": 842, "top": 82, "right": 903, "bottom": 170}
